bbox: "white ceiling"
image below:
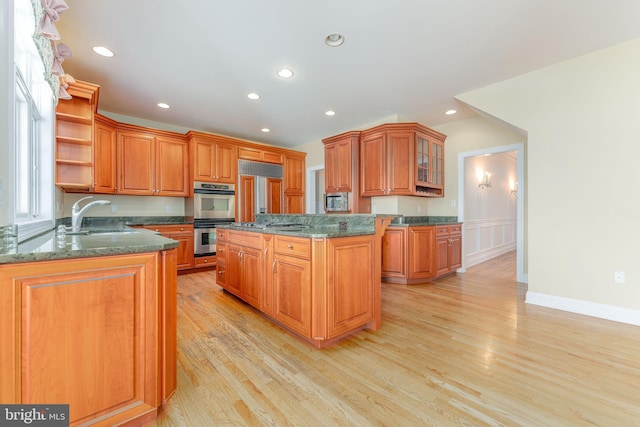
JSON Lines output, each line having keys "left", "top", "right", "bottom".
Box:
{"left": 57, "top": 1, "right": 640, "bottom": 148}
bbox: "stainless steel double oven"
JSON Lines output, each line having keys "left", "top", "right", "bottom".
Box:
{"left": 187, "top": 182, "right": 235, "bottom": 257}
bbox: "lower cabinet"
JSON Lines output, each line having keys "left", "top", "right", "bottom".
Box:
{"left": 382, "top": 224, "right": 462, "bottom": 284}
{"left": 143, "top": 224, "right": 194, "bottom": 270}
{"left": 216, "top": 229, "right": 380, "bottom": 347}
{"left": 435, "top": 224, "right": 462, "bottom": 277}
{"left": 0, "top": 250, "right": 177, "bottom": 425}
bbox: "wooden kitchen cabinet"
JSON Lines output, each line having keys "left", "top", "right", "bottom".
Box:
{"left": 283, "top": 154, "right": 306, "bottom": 213}
{"left": 0, "top": 250, "right": 177, "bottom": 425}
{"left": 322, "top": 131, "right": 371, "bottom": 213}
{"left": 143, "top": 224, "right": 194, "bottom": 270}
{"left": 272, "top": 235, "right": 312, "bottom": 337}
{"left": 117, "top": 125, "right": 189, "bottom": 197}
{"left": 216, "top": 230, "right": 262, "bottom": 308}
{"left": 360, "top": 123, "right": 446, "bottom": 197}
{"left": 238, "top": 146, "right": 284, "bottom": 164}
{"left": 55, "top": 80, "right": 100, "bottom": 192}
{"left": 188, "top": 131, "right": 238, "bottom": 184}
{"left": 382, "top": 224, "right": 460, "bottom": 284}
{"left": 435, "top": 224, "right": 462, "bottom": 277}
{"left": 214, "top": 222, "right": 390, "bottom": 347}
{"left": 93, "top": 114, "right": 117, "bottom": 193}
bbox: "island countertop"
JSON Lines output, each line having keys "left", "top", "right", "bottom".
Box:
{"left": 0, "top": 227, "right": 179, "bottom": 265}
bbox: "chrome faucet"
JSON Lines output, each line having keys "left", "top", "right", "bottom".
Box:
{"left": 71, "top": 196, "right": 111, "bottom": 232}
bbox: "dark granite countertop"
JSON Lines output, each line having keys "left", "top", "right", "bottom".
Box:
{"left": 389, "top": 216, "right": 461, "bottom": 226}
{"left": 217, "top": 223, "right": 376, "bottom": 238}
{"left": 0, "top": 227, "right": 179, "bottom": 265}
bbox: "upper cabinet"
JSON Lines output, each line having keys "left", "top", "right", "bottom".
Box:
{"left": 238, "top": 146, "right": 283, "bottom": 165}
{"left": 360, "top": 123, "right": 446, "bottom": 197}
{"left": 188, "top": 132, "right": 238, "bottom": 184}
{"left": 117, "top": 125, "right": 189, "bottom": 197}
{"left": 283, "top": 154, "right": 306, "bottom": 213}
{"left": 322, "top": 131, "right": 370, "bottom": 213}
{"left": 54, "top": 80, "right": 100, "bottom": 192}
{"left": 93, "top": 114, "right": 117, "bottom": 194}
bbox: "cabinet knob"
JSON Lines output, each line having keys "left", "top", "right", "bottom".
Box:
{"left": 203, "top": 259, "right": 208, "bottom": 263}
{"left": 218, "top": 269, "right": 223, "bottom": 274}
{"left": 287, "top": 244, "right": 293, "bottom": 249}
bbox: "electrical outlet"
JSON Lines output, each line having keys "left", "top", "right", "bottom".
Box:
{"left": 451, "top": 199, "right": 457, "bottom": 208}
{"left": 166, "top": 205, "right": 172, "bottom": 213}
{"left": 110, "top": 204, "right": 117, "bottom": 213}
{"left": 614, "top": 271, "right": 625, "bottom": 284}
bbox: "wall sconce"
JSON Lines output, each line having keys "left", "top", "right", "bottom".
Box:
{"left": 509, "top": 179, "right": 518, "bottom": 196}
{"left": 478, "top": 170, "right": 492, "bottom": 189}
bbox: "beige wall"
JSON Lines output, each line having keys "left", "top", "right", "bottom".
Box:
{"left": 458, "top": 37, "right": 640, "bottom": 316}
{"left": 0, "top": 0, "right": 13, "bottom": 226}
{"left": 62, "top": 193, "right": 186, "bottom": 218}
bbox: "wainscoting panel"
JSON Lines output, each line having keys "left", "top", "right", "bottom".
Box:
{"left": 464, "top": 218, "right": 516, "bottom": 267}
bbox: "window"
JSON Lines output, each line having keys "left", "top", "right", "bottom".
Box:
{"left": 13, "top": 0, "right": 55, "bottom": 242}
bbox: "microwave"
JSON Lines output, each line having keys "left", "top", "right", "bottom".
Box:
{"left": 324, "top": 192, "right": 350, "bottom": 212}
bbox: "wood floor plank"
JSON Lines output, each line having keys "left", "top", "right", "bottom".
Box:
{"left": 150, "top": 252, "right": 640, "bottom": 426}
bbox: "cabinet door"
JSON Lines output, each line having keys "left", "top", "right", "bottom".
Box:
{"left": 435, "top": 237, "right": 450, "bottom": 277}
{"left": 360, "top": 131, "right": 386, "bottom": 196}
{"left": 156, "top": 136, "right": 188, "bottom": 196}
{"left": 214, "top": 142, "right": 237, "bottom": 183}
{"left": 408, "top": 227, "right": 436, "bottom": 279}
{"left": 225, "top": 244, "right": 242, "bottom": 297}
{"left": 449, "top": 234, "right": 462, "bottom": 271}
{"left": 324, "top": 143, "right": 338, "bottom": 193}
{"left": 284, "top": 193, "right": 304, "bottom": 214}
{"left": 0, "top": 254, "right": 159, "bottom": 423}
{"left": 193, "top": 139, "right": 216, "bottom": 181}
{"left": 267, "top": 177, "right": 283, "bottom": 214}
{"left": 273, "top": 255, "right": 311, "bottom": 337}
{"left": 381, "top": 227, "right": 407, "bottom": 278}
{"left": 93, "top": 117, "right": 117, "bottom": 194}
{"left": 387, "top": 131, "right": 414, "bottom": 195}
{"left": 336, "top": 140, "right": 353, "bottom": 191}
{"left": 284, "top": 155, "right": 305, "bottom": 193}
{"left": 239, "top": 175, "right": 255, "bottom": 222}
{"left": 118, "top": 130, "right": 155, "bottom": 195}
{"left": 166, "top": 232, "right": 194, "bottom": 270}
{"left": 241, "top": 247, "right": 261, "bottom": 308}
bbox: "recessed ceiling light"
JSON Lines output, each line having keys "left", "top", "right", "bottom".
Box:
{"left": 277, "top": 68, "right": 294, "bottom": 78}
{"left": 261, "top": 128, "right": 270, "bottom": 133}
{"left": 157, "top": 102, "right": 170, "bottom": 109}
{"left": 92, "top": 46, "right": 114, "bottom": 57}
{"left": 445, "top": 109, "right": 457, "bottom": 115}
{"left": 325, "top": 110, "right": 336, "bottom": 116}
{"left": 248, "top": 93, "right": 260, "bottom": 100}
{"left": 325, "top": 33, "right": 345, "bottom": 47}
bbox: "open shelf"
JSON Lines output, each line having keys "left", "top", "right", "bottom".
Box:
{"left": 56, "top": 135, "right": 92, "bottom": 146}
{"left": 55, "top": 112, "right": 92, "bottom": 125}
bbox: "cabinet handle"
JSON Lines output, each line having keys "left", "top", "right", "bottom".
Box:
{"left": 264, "top": 247, "right": 269, "bottom": 256}
{"left": 287, "top": 244, "right": 293, "bottom": 249}
{"left": 218, "top": 269, "right": 224, "bottom": 274}
{"left": 272, "top": 260, "right": 277, "bottom": 273}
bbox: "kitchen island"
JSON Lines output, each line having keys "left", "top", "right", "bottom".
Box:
{"left": 0, "top": 227, "right": 179, "bottom": 426}
{"left": 215, "top": 214, "right": 393, "bottom": 348}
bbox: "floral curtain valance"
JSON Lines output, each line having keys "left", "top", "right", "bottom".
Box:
{"left": 30, "top": 0, "right": 73, "bottom": 103}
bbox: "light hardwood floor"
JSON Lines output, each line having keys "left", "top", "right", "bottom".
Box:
{"left": 151, "top": 251, "right": 640, "bottom": 426}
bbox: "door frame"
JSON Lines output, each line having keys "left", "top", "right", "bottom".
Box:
{"left": 306, "top": 165, "right": 324, "bottom": 214}
{"left": 457, "top": 143, "right": 526, "bottom": 283}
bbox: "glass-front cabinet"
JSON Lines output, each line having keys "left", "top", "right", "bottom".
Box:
{"left": 416, "top": 132, "right": 444, "bottom": 195}
{"left": 360, "top": 123, "right": 446, "bottom": 197}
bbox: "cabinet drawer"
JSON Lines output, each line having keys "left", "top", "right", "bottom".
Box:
{"left": 449, "top": 224, "right": 462, "bottom": 235}
{"left": 144, "top": 224, "right": 193, "bottom": 234}
{"left": 274, "top": 236, "right": 311, "bottom": 259}
{"left": 262, "top": 151, "right": 283, "bottom": 164}
{"left": 435, "top": 226, "right": 450, "bottom": 237}
{"left": 228, "top": 230, "right": 261, "bottom": 248}
{"left": 216, "top": 228, "right": 228, "bottom": 242}
{"left": 194, "top": 255, "right": 216, "bottom": 267}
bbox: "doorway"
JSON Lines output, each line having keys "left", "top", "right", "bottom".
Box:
{"left": 306, "top": 165, "right": 325, "bottom": 214}
{"left": 458, "top": 143, "right": 526, "bottom": 283}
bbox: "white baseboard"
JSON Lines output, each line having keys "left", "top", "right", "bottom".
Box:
{"left": 526, "top": 291, "right": 640, "bottom": 326}
{"left": 465, "top": 242, "right": 516, "bottom": 268}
